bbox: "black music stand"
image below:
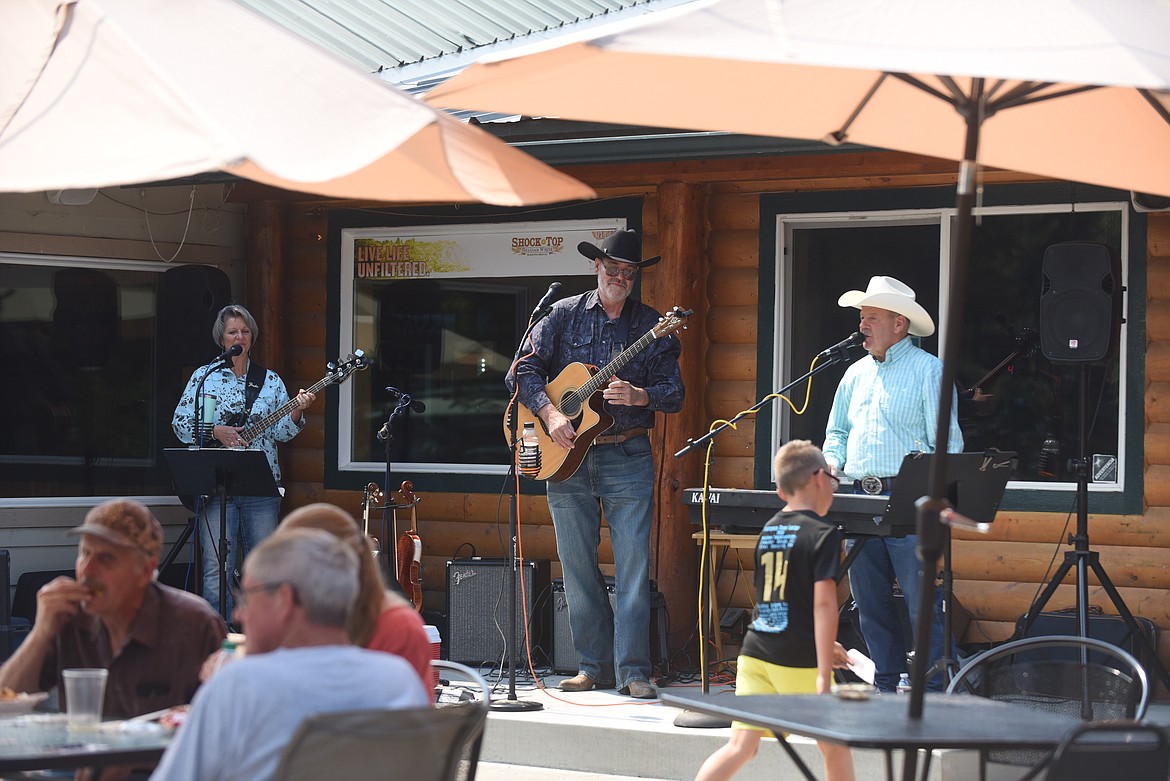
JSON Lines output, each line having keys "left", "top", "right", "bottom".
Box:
{"left": 164, "top": 448, "right": 279, "bottom": 617}
{"left": 884, "top": 450, "right": 1016, "bottom": 683}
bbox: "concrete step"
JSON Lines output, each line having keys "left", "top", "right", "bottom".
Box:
{"left": 476, "top": 677, "right": 973, "bottom": 781}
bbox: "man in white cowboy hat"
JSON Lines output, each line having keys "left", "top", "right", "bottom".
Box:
{"left": 508, "top": 227, "right": 684, "bottom": 699}
{"left": 822, "top": 275, "right": 963, "bottom": 693}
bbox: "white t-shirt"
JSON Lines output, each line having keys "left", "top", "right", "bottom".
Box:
{"left": 150, "top": 645, "right": 430, "bottom": 781}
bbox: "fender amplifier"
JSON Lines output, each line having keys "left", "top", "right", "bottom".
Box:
{"left": 446, "top": 558, "right": 549, "bottom": 667}
{"left": 1015, "top": 606, "right": 1159, "bottom": 681}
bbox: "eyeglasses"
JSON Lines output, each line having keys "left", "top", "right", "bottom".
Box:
{"left": 231, "top": 581, "right": 285, "bottom": 609}
{"left": 815, "top": 467, "right": 841, "bottom": 490}
{"left": 601, "top": 261, "right": 639, "bottom": 280}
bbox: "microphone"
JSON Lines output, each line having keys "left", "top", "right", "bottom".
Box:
{"left": 385, "top": 387, "right": 426, "bottom": 413}
{"left": 530, "top": 282, "right": 562, "bottom": 318}
{"left": 210, "top": 344, "right": 242, "bottom": 366}
{"left": 818, "top": 332, "right": 865, "bottom": 357}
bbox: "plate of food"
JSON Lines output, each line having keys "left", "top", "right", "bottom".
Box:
{"left": 0, "top": 688, "right": 49, "bottom": 715}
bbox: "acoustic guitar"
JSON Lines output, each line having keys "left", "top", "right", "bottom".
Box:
{"left": 503, "top": 306, "right": 691, "bottom": 482}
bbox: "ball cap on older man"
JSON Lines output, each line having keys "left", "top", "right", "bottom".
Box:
{"left": 68, "top": 499, "right": 164, "bottom": 559}
{"left": 837, "top": 275, "right": 935, "bottom": 337}
{"left": 577, "top": 228, "right": 660, "bottom": 268}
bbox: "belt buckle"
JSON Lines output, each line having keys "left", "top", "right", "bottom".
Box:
{"left": 860, "top": 476, "right": 884, "bottom": 495}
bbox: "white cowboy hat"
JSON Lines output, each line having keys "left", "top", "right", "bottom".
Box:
{"left": 838, "top": 275, "right": 935, "bottom": 337}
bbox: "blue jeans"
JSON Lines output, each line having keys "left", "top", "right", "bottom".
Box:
{"left": 546, "top": 435, "right": 654, "bottom": 689}
{"left": 847, "top": 534, "right": 948, "bottom": 692}
{"left": 198, "top": 494, "right": 281, "bottom": 620}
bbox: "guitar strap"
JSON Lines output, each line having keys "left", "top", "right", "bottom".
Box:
{"left": 243, "top": 361, "right": 267, "bottom": 418}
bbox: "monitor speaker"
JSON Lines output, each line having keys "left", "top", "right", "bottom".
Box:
{"left": 445, "top": 558, "right": 549, "bottom": 666}
{"left": 1039, "top": 242, "right": 1122, "bottom": 364}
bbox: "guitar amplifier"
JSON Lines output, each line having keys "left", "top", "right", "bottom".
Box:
{"left": 551, "top": 578, "right": 669, "bottom": 675}
{"left": 446, "top": 558, "right": 549, "bottom": 667}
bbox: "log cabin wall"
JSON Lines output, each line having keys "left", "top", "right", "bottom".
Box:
{"left": 249, "top": 150, "right": 1169, "bottom": 690}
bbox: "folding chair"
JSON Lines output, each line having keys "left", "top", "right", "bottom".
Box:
{"left": 946, "top": 634, "right": 1149, "bottom": 780}
{"left": 1044, "top": 720, "right": 1169, "bottom": 781}
{"left": 273, "top": 660, "right": 490, "bottom": 781}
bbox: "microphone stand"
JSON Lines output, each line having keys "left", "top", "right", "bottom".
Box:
{"left": 492, "top": 304, "right": 553, "bottom": 713}
{"left": 677, "top": 340, "right": 862, "bottom": 698}
{"left": 377, "top": 398, "right": 414, "bottom": 595}
{"left": 192, "top": 357, "right": 231, "bottom": 617}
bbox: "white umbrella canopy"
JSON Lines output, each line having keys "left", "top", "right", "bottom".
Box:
{"left": 428, "top": 0, "right": 1170, "bottom": 716}
{"left": 428, "top": 0, "right": 1170, "bottom": 199}
{"left": 0, "top": 0, "right": 594, "bottom": 206}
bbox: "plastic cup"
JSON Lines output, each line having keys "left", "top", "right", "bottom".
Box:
{"left": 62, "top": 668, "right": 108, "bottom": 730}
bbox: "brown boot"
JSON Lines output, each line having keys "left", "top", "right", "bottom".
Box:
{"left": 559, "top": 673, "right": 614, "bottom": 692}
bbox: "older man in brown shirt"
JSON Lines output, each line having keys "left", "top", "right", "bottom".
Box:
{"left": 0, "top": 499, "right": 225, "bottom": 718}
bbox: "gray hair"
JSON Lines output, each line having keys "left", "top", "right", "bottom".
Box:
{"left": 211, "top": 304, "right": 259, "bottom": 348}
{"left": 243, "top": 527, "right": 359, "bottom": 628}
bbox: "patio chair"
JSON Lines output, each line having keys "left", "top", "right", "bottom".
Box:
{"left": 272, "top": 660, "right": 490, "bottom": 781}
{"left": 1044, "top": 720, "right": 1169, "bottom": 781}
{"left": 946, "top": 634, "right": 1149, "bottom": 780}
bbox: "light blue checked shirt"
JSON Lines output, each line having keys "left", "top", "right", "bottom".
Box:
{"left": 823, "top": 337, "right": 963, "bottom": 482}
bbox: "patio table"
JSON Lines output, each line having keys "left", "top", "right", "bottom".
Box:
{"left": 0, "top": 712, "right": 171, "bottom": 775}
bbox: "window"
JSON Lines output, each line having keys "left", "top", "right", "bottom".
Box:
{"left": 328, "top": 200, "right": 644, "bottom": 492}
{"left": 0, "top": 256, "right": 181, "bottom": 501}
{"left": 760, "top": 185, "right": 1141, "bottom": 513}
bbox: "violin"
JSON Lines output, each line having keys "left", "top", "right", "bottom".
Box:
{"left": 394, "top": 480, "right": 423, "bottom": 612}
{"left": 362, "top": 482, "right": 394, "bottom": 586}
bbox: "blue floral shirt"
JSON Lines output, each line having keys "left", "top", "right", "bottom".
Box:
{"left": 510, "top": 290, "right": 684, "bottom": 433}
{"left": 172, "top": 361, "right": 304, "bottom": 484}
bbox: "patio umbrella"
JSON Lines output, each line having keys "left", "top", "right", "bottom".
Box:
{"left": 427, "top": 0, "right": 1170, "bottom": 723}
{"left": 0, "top": 0, "right": 594, "bottom": 206}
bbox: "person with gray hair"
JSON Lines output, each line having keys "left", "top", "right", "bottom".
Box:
{"left": 171, "top": 304, "right": 317, "bottom": 621}
{"left": 151, "top": 528, "right": 430, "bottom": 781}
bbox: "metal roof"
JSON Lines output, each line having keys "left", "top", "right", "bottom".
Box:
{"left": 233, "top": 0, "right": 691, "bottom": 85}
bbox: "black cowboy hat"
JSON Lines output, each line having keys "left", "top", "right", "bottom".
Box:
{"left": 577, "top": 228, "right": 660, "bottom": 268}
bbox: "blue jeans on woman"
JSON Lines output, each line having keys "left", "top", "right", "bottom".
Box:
{"left": 546, "top": 435, "right": 654, "bottom": 690}
{"left": 198, "top": 494, "right": 281, "bottom": 620}
{"left": 848, "top": 533, "right": 948, "bottom": 692}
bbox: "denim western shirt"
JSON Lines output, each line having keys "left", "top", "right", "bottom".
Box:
{"left": 172, "top": 360, "right": 304, "bottom": 484}
{"left": 510, "top": 290, "right": 684, "bottom": 434}
{"left": 823, "top": 336, "right": 963, "bottom": 481}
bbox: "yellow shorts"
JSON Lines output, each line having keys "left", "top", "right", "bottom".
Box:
{"left": 731, "top": 654, "right": 818, "bottom": 734}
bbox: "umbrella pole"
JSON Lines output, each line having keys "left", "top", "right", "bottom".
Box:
{"left": 906, "top": 82, "right": 984, "bottom": 737}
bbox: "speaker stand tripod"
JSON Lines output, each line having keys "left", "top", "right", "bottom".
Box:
{"left": 1018, "top": 365, "right": 1170, "bottom": 693}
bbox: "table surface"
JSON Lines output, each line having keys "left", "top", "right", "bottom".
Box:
{"left": 0, "top": 713, "right": 171, "bottom": 771}
{"left": 660, "top": 690, "right": 1082, "bottom": 751}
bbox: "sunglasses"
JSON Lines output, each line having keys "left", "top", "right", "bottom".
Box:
{"left": 601, "top": 261, "right": 639, "bottom": 280}
{"left": 814, "top": 467, "right": 841, "bottom": 490}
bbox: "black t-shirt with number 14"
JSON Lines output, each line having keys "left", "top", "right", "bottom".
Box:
{"left": 740, "top": 509, "right": 841, "bottom": 669}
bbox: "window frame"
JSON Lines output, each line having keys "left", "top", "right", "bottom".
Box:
{"left": 757, "top": 184, "right": 1145, "bottom": 514}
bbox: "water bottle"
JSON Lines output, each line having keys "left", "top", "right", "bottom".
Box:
{"left": 210, "top": 639, "right": 240, "bottom": 676}
{"left": 518, "top": 421, "right": 541, "bottom": 478}
{"left": 896, "top": 672, "right": 912, "bottom": 694}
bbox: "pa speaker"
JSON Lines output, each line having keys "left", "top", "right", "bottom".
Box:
{"left": 446, "top": 558, "right": 549, "bottom": 667}
{"left": 1040, "top": 242, "right": 1121, "bottom": 364}
{"left": 158, "top": 264, "right": 232, "bottom": 367}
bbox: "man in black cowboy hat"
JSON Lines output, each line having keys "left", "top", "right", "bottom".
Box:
{"left": 509, "top": 228, "right": 684, "bottom": 699}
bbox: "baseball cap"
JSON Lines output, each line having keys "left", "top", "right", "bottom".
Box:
{"left": 68, "top": 499, "right": 163, "bottom": 559}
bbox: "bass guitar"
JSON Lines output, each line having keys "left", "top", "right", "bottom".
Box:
{"left": 503, "top": 306, "right": 691, "bottom": 482}
{"left": 394, "top": 481, "right": 424, "bottom": 612}
{"left": 214, "top": 350, "right": 371, "bottom": 446}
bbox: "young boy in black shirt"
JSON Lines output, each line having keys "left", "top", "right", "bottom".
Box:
{"left": 695, "top": 440, "right": 855, "bottom": 781}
